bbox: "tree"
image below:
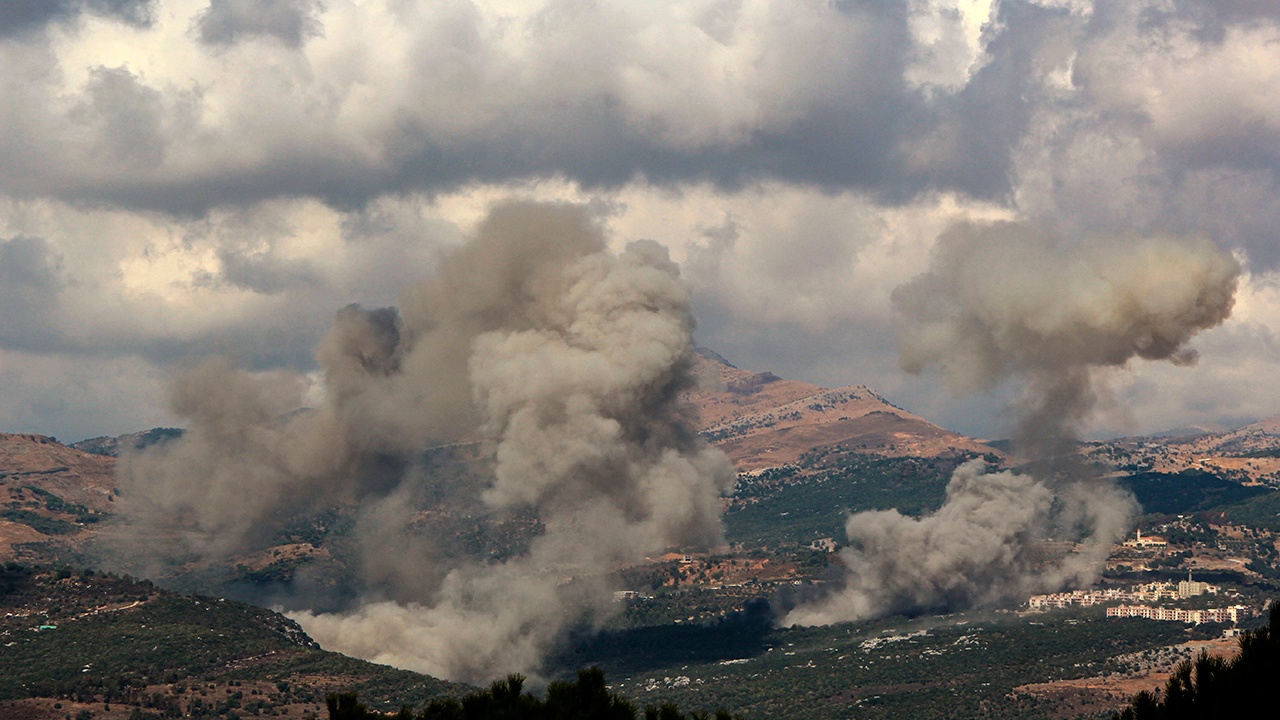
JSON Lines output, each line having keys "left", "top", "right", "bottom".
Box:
{"left": 326, "top": 668, "right": 741, "bottom": 720}
{"left": 1113, "top": 601, "right": 1280, "bottom": 719}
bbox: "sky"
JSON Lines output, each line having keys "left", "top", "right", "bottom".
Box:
{"left": 1, "top": 0, "right": 1278, "bottom": 443}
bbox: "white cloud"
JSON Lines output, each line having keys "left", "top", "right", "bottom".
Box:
{"left": 2, "top": 0, "right": 1280, "bottom": 440}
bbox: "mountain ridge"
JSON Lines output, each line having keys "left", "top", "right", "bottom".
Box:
{"left": 684, "top": 350, "right": 997, "bottom": 471}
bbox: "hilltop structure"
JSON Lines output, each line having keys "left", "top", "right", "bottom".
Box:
{"left": 1122, "top": 530, "right": 1168, "bottom": 549}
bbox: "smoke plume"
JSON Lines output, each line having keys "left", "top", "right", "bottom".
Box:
{"left": 786, "top": 221, "right": 1239, "bottom": 625}
{"left": 116, "top": 201, "right": 734, "bottom": 681}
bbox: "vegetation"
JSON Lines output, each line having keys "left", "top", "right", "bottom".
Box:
{"left": 1219, "top": 491, "right": 1280, "bottom": 532}
{"left": 328, "top": 669, "right": 740, "bottom": 720}
{"left": 1118, "top": 470, "right": 1269, "bottom": 516}
{"left": 0, "top": 484, "right": 100, "bottom": 535}
{"left": 725, "top": 454, "right": 966, "bottom": 547}
{"left": 1113, "top": 602, "right": 1280, "bottom": 719}
{"left": 0, "top": 508, "right": 78, "bottom": 534}
{"left": 548, "top": 605, "right": 1194, "bottom": 720}
{"left": 0, "top": 563, "right": 466, "bottom": 716}
{"left": 1231, "top": 448, "right": 1280, "bottom": 459}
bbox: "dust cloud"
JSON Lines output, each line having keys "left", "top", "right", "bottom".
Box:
{"left": 115, "top": 201, "right": 734, "bottom": 682}
{"left": 786, "top": 221, "right": 1239, "bottom": 625}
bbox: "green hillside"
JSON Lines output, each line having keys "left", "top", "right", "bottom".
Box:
{"left": 724, "top": 454, "right": 973, "bottom": 548}
{"left": 556, "top": 607, "right": 1208, "bottom": 720}
{"left": 0, "top": 564, "right": 467, "bottom": 717}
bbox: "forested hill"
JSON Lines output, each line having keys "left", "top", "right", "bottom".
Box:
{"left": 0, "top": 563, "right": 468, "bottom": 719}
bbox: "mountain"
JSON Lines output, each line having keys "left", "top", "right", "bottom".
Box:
{"left": 0, "top": 434, "right": 116, "bottom": 508}
{"left": 70, "top": 427, "right": 184, "bottom": 458}
{"left": 3, "top": 357, "right": 1280, "bottom": 720}
{"left": 1084, "top": 415, "right": 1280, "bottom": 486}
{"left": 1178, "top": 414, "right": 1280, "bottom": 456}
{"left": 683, "top": 349, "right": 997, "bottom": 471}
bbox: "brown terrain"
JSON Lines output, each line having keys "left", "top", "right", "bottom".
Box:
{"left": 0, "top": 350, "right": 1003, "bottom": 566}
{"left": 683, "top": 350, "right": 996, "bottom": 472}
{"left": 0, "top": 434, "right": 117, "bottom": 511}
{"left": 1085, "top": 414, "right": 1280, "bottom": 485}
{"left": 1015, "top": 637, "right": 1241, "bottom": 719}
{"left": 0, "top": 434, "right": 117, "bottom": 562}
{"left": 1, "top": 358, "right": 1279, "bottom": 720}
{"left": 4, "top": 353, "right": 1280, "bottom": 568}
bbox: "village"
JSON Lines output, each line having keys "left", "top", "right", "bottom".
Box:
{"left": 1026, "top": 522, "right": 1278, "bottom": 631}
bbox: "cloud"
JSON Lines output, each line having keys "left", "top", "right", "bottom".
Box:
{"left": 1, "top": 1, "right": 1277, "bottom": 221}
{"left": 0, "top": 236, "right": 66, "bottom": 352}
{"left": 0, "top": 349, "right": 168, "bottom": 442}
{"left": 0, "top": 0, "right": 153, "bottom": 40}
{"left": 1, "top": 0, "right": 1279, "bottom": 444}
{"left": 786, "top": 220, "right": 1238, "bottom": 626}
{"left": 195, "top": 0, "right": 324, "bottom": 47}
{"left": 0, "top": 1, "right": 931, "bottom": 213}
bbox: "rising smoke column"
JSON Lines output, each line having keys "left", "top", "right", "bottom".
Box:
{"left": 786, "top": 221, "right": 1239, "bottom": 626}
{"left": 117, "top": 201, "right": 734, "bottom": 681}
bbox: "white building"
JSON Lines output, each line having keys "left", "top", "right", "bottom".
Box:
{"left": 1122, "top": 530, "right": 1168, "bottom": 548}
{"left": 1106, "top": 604, "right": 1251, "bottom": 625}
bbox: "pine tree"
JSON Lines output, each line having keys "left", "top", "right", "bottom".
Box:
{"left": 1114, "top": 601, "right": 1280, "bottom": 719}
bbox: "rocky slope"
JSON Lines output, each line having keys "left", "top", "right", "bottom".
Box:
{"left": 1086, "top": 415, "right": 1280, "bottom": 485}
{"left": 0, "top": 434, "right": 116, "bottom": 562}
{"left": 683, "top": 349, "right": 996, "bottom": 471}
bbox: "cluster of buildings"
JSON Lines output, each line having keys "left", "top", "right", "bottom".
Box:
{"left": 1026, "top": 574, "right": 1256, "bottom": 626}
{"left": 1105, "top": 604, "right": 1252, "bottom": 625}
{"left": 1028, "top": 574, "right": 1218, "bottom": 611}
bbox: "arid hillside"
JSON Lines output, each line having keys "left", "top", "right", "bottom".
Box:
{"left": 1086, "top": 415, "right": 1280, "bottom": 485}
{"left": 683, "top": 349, "right": 996, "bottom": 471}
{"left": 0, "top": 434, "right": 116, "bottom": 562}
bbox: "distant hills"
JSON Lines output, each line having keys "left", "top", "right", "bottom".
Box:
{"left": 1083, "top": 415, "right": 1280, "bottom": 486}
{"left": 683, "top": 349, "right": 997, "bottom": 471}
{"left": 70, "top": 427, "right": 184, "bottom": 458}
{"left": 3, "top": 352, "right": 1280, "bottom": 719}
{"left": 0, "top": 433, "right": 115, "bottom": 565}
{"left": 4, "top": 351, "right": 1280, "bottom": 568}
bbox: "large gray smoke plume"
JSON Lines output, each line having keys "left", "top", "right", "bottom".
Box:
{"left": 117, "top": 202, "right": 734, "bottom": 681}
{"left": 786, "top": 221, "right": 1239, "bottom": 626}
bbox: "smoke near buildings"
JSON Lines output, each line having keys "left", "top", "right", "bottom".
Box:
{"left": 786, "top": 222, "right": 1240, "bottom": 626}
{"left": 115, "top": 201, "right": 735, "bottom": 682}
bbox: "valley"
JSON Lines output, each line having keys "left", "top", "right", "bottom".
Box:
{"left": 2, "top": 352, "right": 1279, "bottom": 718}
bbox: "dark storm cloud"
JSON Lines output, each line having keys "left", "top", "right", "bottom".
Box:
{"left": 195, "top": 0, "right": 324, "bottom": 47}
{"left": 0, "top": 0, "right": 939, "bottom": 215}
{"left": 1013, "top": 1, "right": 1280, "bottom": 268}
{"left": 3, "top": 0, "right": 1280, "bottom": 444}
{"left": 2, "top": 0, "right": 1279, "bottom": 236}
{"left": 0, "top": 236, "right": 65, "bottom": 351}
{"left": 0, "top": 0, "right": 153, "bottom": 39}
